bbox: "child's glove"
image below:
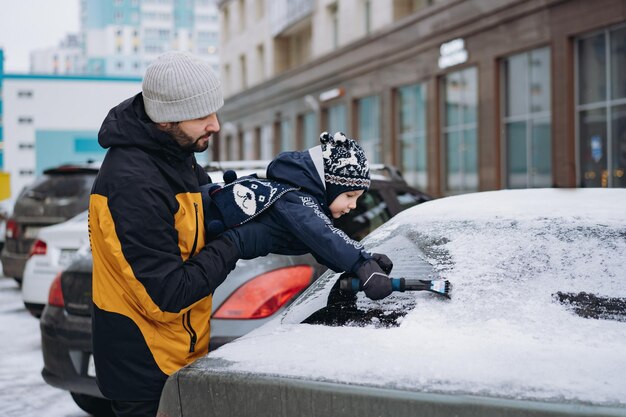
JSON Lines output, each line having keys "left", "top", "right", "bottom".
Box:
{"left": 201, "top": 170, "right": 299, "bottom": 239}
{"left": 222, "top": 221, "right": 276, "bottom": 260}
{"left": 355, "top": 259, "right": 393, "bottom": 300}
{"left": 371, "top": 253, "right": 393, "bottom": 274}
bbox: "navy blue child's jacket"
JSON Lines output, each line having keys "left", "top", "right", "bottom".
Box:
{"left": 202, "top": 146, "right": 371, "bottom": 273}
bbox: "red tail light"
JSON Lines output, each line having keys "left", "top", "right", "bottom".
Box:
{"left": 213, "top": 265, "right": 314, "bottom": 319}
{"left": 28, "top": 239, "right": 47, "bottom": 258}
{"left": 48, "top": 272, "right": 64, "bottom": 307}
{"left": 6, "top": 219, "right": 19, "bottom": 239}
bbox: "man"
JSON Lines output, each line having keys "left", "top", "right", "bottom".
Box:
{"left": 89, "top": 51, "right": 278, "bottom": 417}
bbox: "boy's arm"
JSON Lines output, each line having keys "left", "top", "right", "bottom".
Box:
{"left": 273, "top": 192, "right": 371, "bottom": 273}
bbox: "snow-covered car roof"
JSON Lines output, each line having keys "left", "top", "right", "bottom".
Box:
{"left": 208, "top": 189, "right": 626, "bottom": 408}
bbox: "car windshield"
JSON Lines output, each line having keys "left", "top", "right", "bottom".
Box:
{"left": 283, "top": 231, "right": 436, "bottom": 327}
{"left": 211, "top": 189, "right": 626, "bottom": 406}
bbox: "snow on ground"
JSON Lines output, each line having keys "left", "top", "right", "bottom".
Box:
{"left": 0, "top": 276, "right": 88, "bottom": 417}
{"left": 211, "top": 189, "right": 626, "bottom": 407}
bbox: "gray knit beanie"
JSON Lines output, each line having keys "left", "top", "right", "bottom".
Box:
{"left": 142, "top": 51, "right": 223, "bottom": 123}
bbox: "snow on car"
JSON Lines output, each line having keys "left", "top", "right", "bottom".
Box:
{"left": 159, "top": 188, "right": 626, "bottom": 417}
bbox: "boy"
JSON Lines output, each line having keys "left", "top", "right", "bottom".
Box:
{"left": 205, "top": 131, "right": 394, "bottom": 300}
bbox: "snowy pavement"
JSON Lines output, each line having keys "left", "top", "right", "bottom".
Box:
{"left": 0, "top": 275, "right": 88, "bottom": 417}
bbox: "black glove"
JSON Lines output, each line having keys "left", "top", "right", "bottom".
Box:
{"left": 355, "top": 259, "right": 393, "bottom": 300}
{"left": 222, "top": 222, "right": 275, "bottom": 260}
{"left": 371, "top": 253, "right": 393, "bottom": 275}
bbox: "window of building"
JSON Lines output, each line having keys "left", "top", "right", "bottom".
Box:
{"left": 222, "top": 6, "right": 230, "bottom": 42}
{"left": 224, "top": 63, "right": 232, "bottom": 95}
{"left": 363, "top": 0, "right": 372, "bottom": 35}
{"left": 328, "top": 2, "right": 339, "bottom": 49}
{"left": 397, "top": 83, "right": 427, "bottom": 189}
{"left": 261, "top": 124, "right": 274, "bottom": 160}
{"left": 357, "top": 95, "right": 381, "bottom": 164}
{"left": 238, "top": 0, "right": 245, "bottom": 32}
{"left": 253, "top": 127, "right": 262, "bottom": 159}
{"left": 300, "top": 111, "right": 317, "bottom": 150}
{"left": 393, "top": 0, "right": 434, "bottom": 20}
{"left": 239, "top": 54, "right": 247, "bottom": 89}
{"left": 502, "top": 47, "right": 552, "bottom": 189}
{"left": 442, "top": 66, "right": 478, "bottom": 192}
{"left": 223, "top": 132, "right": 240, "bottom": 161}
{"left": 255, "top": 0, "right": 265, "bottom": 19}
{"left": 280, "top": 118, "right": 292, "bottom": 152}
{"left": 325, "top": 103, "right": 347, "bottom": 134}
{"left": 256, "top": 44, "right": 265, "bottom": 83}
{"left": 577, "top": 24, "right": 626, "bottom": 188}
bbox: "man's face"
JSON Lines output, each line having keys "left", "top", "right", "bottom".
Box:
{"left": 160, "top": 113, "right": 220, "bottom": 152}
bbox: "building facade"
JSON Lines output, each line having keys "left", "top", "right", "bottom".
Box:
{"left": 217, "top": 0, "right": 626, "bottom": 197}
{"left": 30, "top": 34, "right": 84, "bottom": 75}
{"left": 30, "top": 0, "right": 220, "bottom": 77}
{"left": 0, "top": 60, "right": 142, "bottom": 200}
{"left": 81, "top": 0, "right": 220, "bottom": 76}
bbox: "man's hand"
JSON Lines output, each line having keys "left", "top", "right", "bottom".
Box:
{"left": 355, "top": 259, "right": 393, "bottom": 300}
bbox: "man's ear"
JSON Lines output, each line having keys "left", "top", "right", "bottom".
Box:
{"left": 156, "top": 122, "right": 172, "bottom": 131}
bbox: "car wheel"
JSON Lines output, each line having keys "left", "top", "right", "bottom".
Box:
{"left": 12, "top": 277, "right": 22, "bottom": 288}
{"left": 70, "top": 392, "right": 115, "bottom": 417}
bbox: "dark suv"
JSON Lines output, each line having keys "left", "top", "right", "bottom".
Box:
{"left": 1, "top": 163, "right": 100, "bottom": 284}
{"left": 40, "top": 164, "right": 431, "bottom": 417}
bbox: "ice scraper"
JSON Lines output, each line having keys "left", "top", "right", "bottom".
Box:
{"left": 339, "top": 277, "right": 452, "bottom": 299}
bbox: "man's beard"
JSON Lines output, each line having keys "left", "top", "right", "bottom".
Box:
{"left": 167, "top": 124, "right": 211, "bottom": 153}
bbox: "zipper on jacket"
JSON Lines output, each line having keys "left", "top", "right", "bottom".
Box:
{"left": 189, "top": 203, "right": 199, "bottom": 257}
{"left": 182, "top": 311, "right": 197, "bottom": 353}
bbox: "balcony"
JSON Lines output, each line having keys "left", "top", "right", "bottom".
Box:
{"left": 269, "top": 0, "right": 313, "bottom": 37}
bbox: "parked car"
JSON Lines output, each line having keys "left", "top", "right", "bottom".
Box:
{"left": 0, "top": 198, "right": 13, "bottom": 256}
{"left": 21, "top": 211, "right": 89, "bottom": 317}
{"left": 40, "top": 163, "right": 431, "bottom": 417}
{"left": 1, "top": 162, "right": 99, "bottom": 284}
{"left": 158, "top": 188, "right": 626, "bottom": 417}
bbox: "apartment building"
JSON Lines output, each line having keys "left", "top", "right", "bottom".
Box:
{"left": 0, "top": 52, "right": 142, "bottom": 199}
{"left": 31, "top": 0, "right": 221, "bottom": 77}
{"left": 30, "top": 34, "right": 84, "bottom": 75}
{"left": 217, "top": 0, "right": 626, "bottom": 197}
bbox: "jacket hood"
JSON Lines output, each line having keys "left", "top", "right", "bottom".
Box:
{"left": 266, "top": 146, "right": 327, "bottom": 206}
{"left": 98, "top": 93, "right": 190, "bottom": 160}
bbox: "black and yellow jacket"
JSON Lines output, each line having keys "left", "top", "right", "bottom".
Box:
{"left": 89, "top": 93, "right": 240, "bottom": 401}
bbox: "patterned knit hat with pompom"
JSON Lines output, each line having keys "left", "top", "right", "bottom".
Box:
{"left": 320, "top": 131, "right": 370, "bottom": 205}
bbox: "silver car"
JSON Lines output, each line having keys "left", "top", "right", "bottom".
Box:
{"left": 158, "top": 188, "right": 626, "bottom": 417}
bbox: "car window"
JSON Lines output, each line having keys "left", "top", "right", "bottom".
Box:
{"left": 282, "top": 230, "right": 437, "bottom": 327}
{"left": 333, "top": 191, "right": 390, "bottom": 241}
{"left": 25, "top": 174, "right": 96, "bottom": 199}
